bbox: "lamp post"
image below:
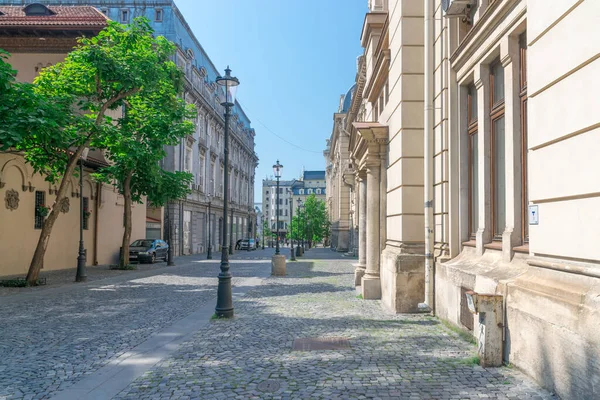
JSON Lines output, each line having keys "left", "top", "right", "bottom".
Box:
{"left": 288, "top": 188, "right": 296, "bottom": 261}
{"left": 296, "top": 199, "right": 303, "bottom": 256}
{"left": 230, "top": 204, "right": 234, "bottom": 254}
{"left": 75, "top": 148, "right": 89, "bottom": 282}
{"left": 271, "top": 160, "right": 286, "bottom": 275}
{"left": 273, "top": 160, "right": 283, "bottom": 255}
{"left": 207, "top": 187, "right": 212, "bottom": 260}
{"left": 215, "top": 66, "right": 239, "bottom": 319}
{"left": 261, "top": 215, "right": 265, "bottom": 250}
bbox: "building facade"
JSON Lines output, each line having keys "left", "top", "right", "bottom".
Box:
{"left": 262, "top": 171, "right": 326, "bottom": 243}
{"left": 0, "top": 4, "right": 147, "bottom": 276}
{"left": 5, "top": 0, "right": 260, "bottom": 257}
{"left": 325, "top": 88, "right": 358, "bottom": 254}
{"left": 329, "top": 0, "right": 600, "bottom": 398}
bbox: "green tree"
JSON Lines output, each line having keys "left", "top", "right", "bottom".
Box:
{"left": 0, "top": 50, "right": 71, "bottom": 152}
{"left": 6, "top": 18, "right": 185, "bottom": 284}
{"left": 95, "top": 50, "right": 196, "bottom": 267}
{"left": 263, "top": 219, "right": 272, "bottom": 244}
{"left": 302, "top": 194, "right": 329, "bottom": 246}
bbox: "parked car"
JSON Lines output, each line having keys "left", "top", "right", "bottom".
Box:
{"left": 239, "top": 238, "right": 256, "bottom": 250}
{"left": 129, "top": 239, "right": 168, "bottom": 263}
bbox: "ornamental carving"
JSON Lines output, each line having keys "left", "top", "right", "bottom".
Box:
{"left": 5, "top": 189, "right": 19, "bottom": 211}
{"left": 58, "top": 197, "right": 70, "bottom": 214}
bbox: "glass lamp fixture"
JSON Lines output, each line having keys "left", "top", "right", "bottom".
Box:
{"left": 216, "top": 66, "right": 239, "bottom": 106}
{"left": 273, "top": 160, "right": 283, "bottom": 178}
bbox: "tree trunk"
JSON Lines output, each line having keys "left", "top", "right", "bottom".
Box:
{"left": 119, "top": 171, "right": 133, "bottom": 268}
{"left": 26, "top": 147, "right": 85, "bottom": 284}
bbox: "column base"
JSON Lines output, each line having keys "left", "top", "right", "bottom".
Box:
{"left": 271, "top": 254, "right": 286, "bottom": 276}
{"left": 353, "top": 263, "right": 366, "bottom": 287}
{"left": 361, "top": 275, "right": 381, "bottom": 299}
{"left": 380, "top": 246, "right": 425, "bottom": 313}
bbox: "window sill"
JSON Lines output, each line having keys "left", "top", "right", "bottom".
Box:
{"left": 513, "top": 244, "right": 529, "bottom": 254}
{"left": 484, "top": 241, "right": 503, "bottom": 250}
{"left": 462, "top": 240, "right": 476, "bottom": 247}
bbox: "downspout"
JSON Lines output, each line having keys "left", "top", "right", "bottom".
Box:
{"left": 93, "top": 182, "right": 101, "bottom": 265}
{"left": 421, "top": 0, "right": 435, "bottom": 313}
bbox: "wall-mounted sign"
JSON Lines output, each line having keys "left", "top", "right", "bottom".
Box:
{"left": 529, "top": 205, "right": 539, "bottom": 225}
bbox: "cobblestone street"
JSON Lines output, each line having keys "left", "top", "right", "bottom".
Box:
{"left": 0, "top": 248, "right": 555, "bottom": 399}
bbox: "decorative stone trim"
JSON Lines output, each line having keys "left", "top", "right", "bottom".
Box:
{"left": 5, "top": 189, "right": 19, "bottom": 211}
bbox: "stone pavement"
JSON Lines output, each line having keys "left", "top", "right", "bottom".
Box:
{"left": 109, "top": 248, "right": 555, "bottom": 400}
{"left": 0, "top": 249, "right": 273, "bottom": 400}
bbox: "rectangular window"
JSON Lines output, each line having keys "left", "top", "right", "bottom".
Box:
{"left": 155, "top": 8, "right": 163, "bottom": 22}
{"left": 492, "top": 117, "right": 506, "bottom": 238}
{"left": 520, "top": 32, "right": 529, "bottom": 244}
{"left": 120, "top": 9, "right": 129, "bottom": 23}
{"left": 83, "top": 197, "right": 89, "bottom": 230}
{"left": 467, "top": 84, "right": 478, "bottom": 238}
{"left": 34, "top": 191, "right": 45, "bottom": 229}
{"left": 490, "top": 60, "right": 506, "bottom": 240}
{"left": 491, "top": 62, "right": 505, "bottom": 106}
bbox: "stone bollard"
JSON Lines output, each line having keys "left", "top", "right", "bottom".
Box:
{"left": 271, "top": 254, "right": 286, "bottom": 276}
{"left": 465, "top": 291, "right": 504, "bottom": 367}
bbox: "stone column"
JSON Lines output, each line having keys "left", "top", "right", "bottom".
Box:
{"left": 361, "top": 159, "right": 381, "bottom": 299}
{"left": 354, "top": 170, "right": 367, "bottom": 286}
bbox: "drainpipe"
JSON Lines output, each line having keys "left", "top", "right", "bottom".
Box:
{"left": 420, "top": 0, "right": 435, "bottom": 313}
{"left": 93, "top": 182, "right": 101, "bottom": 265}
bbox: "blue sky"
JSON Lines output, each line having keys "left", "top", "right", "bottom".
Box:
{"left": 174, "top": 0, "right": 367, "bottom": 201}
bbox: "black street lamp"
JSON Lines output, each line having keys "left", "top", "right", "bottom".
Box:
{"left": 288, "top": 188, "right": 296, "bottom": 261}
{"left": 273, "top": 160, "right": 283, "bottom": 255}
{"left": 207, "top": 186, "right": 212, "bottom": 260}
{"left": 166, "top": 204, "right": 175, "bottom": 266}
{"left": 215, "top": 66, "right": 239, "bottom": 319}
{"left": 296, "top": 198, "right": 303, "bottom": 256}
{"left": 261, "top": 215, "right": 265, "bottom": 250}
{"left": 75, "top": 148, "right": 89, "bottom": 282}
{"left": 230, "top": 204, "right": 234, "bottom": 254}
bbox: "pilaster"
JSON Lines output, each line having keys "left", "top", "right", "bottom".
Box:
{"left": 500, "top": 35, "right": 523, "bottom": 262}
{"left": 474, "top": 64, "right": 492, "bottom": 255}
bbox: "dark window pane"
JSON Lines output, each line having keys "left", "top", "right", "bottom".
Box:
{"left": 469, "top": 85, "right": 478, "bottom": 123}
{"left": 492, "top": 62, "right": 504, "bottom": 104}
{"left": 470, "top": 133, "right": 479, "bottom": 236}
{"left": 493, "top": 117, "right": 506, "bottom": 237}
{"left": 34, "top": 191, "right": 45, "bottom": 229}
{"left": 83, "top": 197, "right": 89, "bottom": 230}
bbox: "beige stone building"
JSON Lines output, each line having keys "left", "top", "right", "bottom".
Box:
{"left": 324, "top": 87, "right": 357, "bottom": 253}
{"left": 0, "top": 5, "right": 146, "bottom": 276}
{"left": 328, "top": 0, "right": 600, "bottom": 398}
{"left": 262, "top": 171, "right": 326, "bottom": 242}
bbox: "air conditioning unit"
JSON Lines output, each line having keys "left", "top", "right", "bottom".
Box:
{"left": 442, "top": 0, "right": 473, "bottom": 17}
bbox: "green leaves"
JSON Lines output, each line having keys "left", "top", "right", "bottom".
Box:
{"left": 288, "top": 194, "right": 329, "bottom": 243}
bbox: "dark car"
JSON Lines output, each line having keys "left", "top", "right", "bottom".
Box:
{"left": 129, "top": 239, "right": 168, "bottom": 263}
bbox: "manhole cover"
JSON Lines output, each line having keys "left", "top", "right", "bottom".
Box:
{"left": 257, "top": 379, "right": 281, "bottom": 393}
{"left": 292, "top": 337, "right": 351, "bottom": 351}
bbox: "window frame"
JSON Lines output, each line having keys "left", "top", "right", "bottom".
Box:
{"left": 120, "top": 9, "right": 129, "bottom": 23}
{"left": 467, "top": 83, "right": 479, "bottom": 240}
{"left": 34, "top": 191, "right": 45, "bottom": 229}
{"left": 155, "top": 8, "right": 163, "bottom": 22}
{"left": 489, "top": 60, "right": 506, "bottom": 241}
{"left": 83, "top": 196, "right": 90, "bottom": 230}
{"left": 519, "top": 32, "right": 529, "bottom": 244}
